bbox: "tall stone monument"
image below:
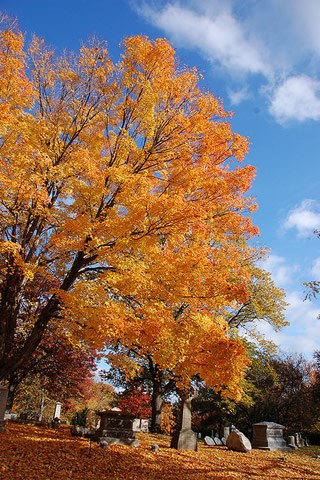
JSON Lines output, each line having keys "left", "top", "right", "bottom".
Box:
{"left": 171, "top": 395, "right": 197, "bottom": 451}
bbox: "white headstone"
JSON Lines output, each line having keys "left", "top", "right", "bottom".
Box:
{"left": 53, "top": 402, "right": 62, "bottom": 419}
{"left": 214, "top": 437, "right": 223, "bottom": 446}
{"left": 140, "top": 419, "right": 149, "bottom": 432}
{"left": 223, "top": 426, "right": 230, "bottom": 438}
{"left": 204, "top": 436, "right": 215, "bottom": 446}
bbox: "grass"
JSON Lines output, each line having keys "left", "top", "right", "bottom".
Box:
{"left": 1, "top": 422, "right": 320, "bottom": 479}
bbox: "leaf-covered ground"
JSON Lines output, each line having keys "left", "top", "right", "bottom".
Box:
{"left": 1, "top": 422, "right": 320, "bottom": 479}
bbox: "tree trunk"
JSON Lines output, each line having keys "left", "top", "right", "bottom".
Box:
{"left": 0, "top": 250, "right": 87, "bottom": 382}
{"left": 6, "top": 386, "right": 15, "bottom": 413}
{"left": 38, "top": 389, "right": 46, "bottom": 422}
{"left": 150, "top": 379, "right": 164, "bottom": 433}
{"left": 148, "top": 358, "right": 176, "bottom": 433}
{"left": 5, "top": 372, "right": 21, "bottom": 413}
{"left": 0, "top": 295, "right": 59, "bottom": 382}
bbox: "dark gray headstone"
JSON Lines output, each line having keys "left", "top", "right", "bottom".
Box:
{"left": 295, "top": 432, "right": 304, "bottom": 448}
{"left": 151, "top": 444, "right": 159, "bottom": 453}
{"left": 93, "top": 410, "right": 136, "bottom": 446}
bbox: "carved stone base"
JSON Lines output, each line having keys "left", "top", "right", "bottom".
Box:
{"left": 171, "top": 428, "right": 198, "bottom": 451}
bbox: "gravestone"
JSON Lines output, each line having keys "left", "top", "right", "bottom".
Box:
{"left": 93, "top": 410, "right": 137, "bottom": 445}
{"left": 85, "top": 409, "right": 100, "bottom": 431}
{"left": 252, "top": 422, "right": 290, "bottom": 451}
{"left": 295, "top": 432, "right": 305, "bottom": 447}
{"left": 0, "top": 386, "right": 8, "bottom": 432}
{"left": 51, "top": 401, "right": 62, "bottom": 428}
{"left": 287, "top": 435, "right": 297, "bottom": 449}
{"left": 226, "top": 430, "right": 252, "bottom": 453}
{"left": 204, "top": 436, "right": 215, "bottom": 446}
{"left": 133, "top": 418, "right": 149, "bottom": 432}
{"left": 214, "top": 437, "right": 223, "bottom": 446}
{"left": 151, "top": 444, "right": 159, "bottom": 453}
{"left": 223, "top": 426, "right": 230, "bottom": 438}
{"left": 170, "top": 395, "right": 197, "bottom": 451}
{"left": 53, "top": 402, "right": 62, "bottom": 419}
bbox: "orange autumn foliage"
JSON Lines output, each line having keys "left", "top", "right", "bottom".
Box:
{"left": 1, "top": 422, "right": 320, "bottom": 480}
{"left": 0, "top": 27, "right": 262, "bottom": 395}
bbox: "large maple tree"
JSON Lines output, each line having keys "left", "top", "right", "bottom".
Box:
{"left": 104, "top": 263, "right": 287, "bottom": 432}
{"left": 0, "top": 26, "right": 260, "bottom": 388}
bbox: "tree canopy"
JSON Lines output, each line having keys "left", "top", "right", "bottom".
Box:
{"left": 0, "top": 27, "right": 269, "bottom": 396}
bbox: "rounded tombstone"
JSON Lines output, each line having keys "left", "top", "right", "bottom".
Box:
{"left": 214, "top": 437, "right": 223, "bottom": 446}
{"left": 204, "top": 436, "right": 215, "bottom": 446}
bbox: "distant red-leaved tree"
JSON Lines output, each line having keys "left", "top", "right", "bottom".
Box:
{"left": 118, "top": 388, "right": 151, "bottom": 418}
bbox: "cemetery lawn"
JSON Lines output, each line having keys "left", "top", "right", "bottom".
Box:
{"left": 1, "top": 422, "right": 320, "bottom": 479}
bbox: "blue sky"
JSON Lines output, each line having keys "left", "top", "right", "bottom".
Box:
{"left": 1, "top": 0, "right": 320, "bottom": 357}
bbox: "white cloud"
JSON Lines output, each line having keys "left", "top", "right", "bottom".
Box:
{"left": 280, "top": 290, "right": 320, "bottom": 357}
{"left": 248, "top": 290, "right": 320, "bottom": 358}
{"left": 260, "top": 254, "right": 297, "bottom": 288}
{"left": 284, "top": 199, "right": 320, "bottom": 237}
{"left": 311, "top": 257, "right": 320, "bottom": 278}
{"left": 257, "top": 256, "right": 320, "bottom": 357}
{"left": 227, "top": 87, "right": 250, "bottom": 105}
{"left": 269, "top": 75, "right": 320, "bottom": 124}
{"left": 138, "top": 3, "right": 271, "bottom": 77}
{"left": 134, "top": 0, "right": 320, "bottom": 124}
{"left": 287, "top": 0, "right": 320, "bottom": 57}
